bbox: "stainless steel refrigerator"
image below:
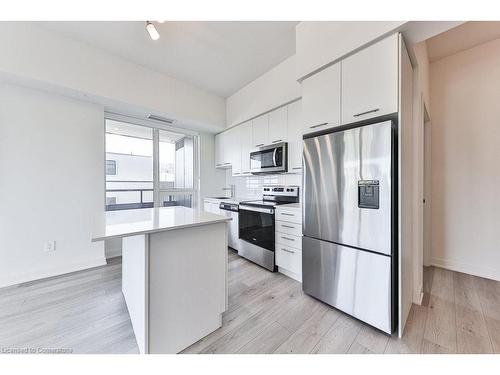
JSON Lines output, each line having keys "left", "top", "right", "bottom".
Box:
{"left": 302, "top": 119, "right": 397, "bottom": 334}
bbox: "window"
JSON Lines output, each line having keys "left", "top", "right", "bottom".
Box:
{"left": 105, "top": 119, "right": 153, "bottom": 211}
{"left": 105, "top": 115, "right": 199, "bottom": 211}
{"left": 158, "top": 130, "right": 196, "bottom": 207}
{"left": 106, "top": 160, "right": 117, "bottom": 175}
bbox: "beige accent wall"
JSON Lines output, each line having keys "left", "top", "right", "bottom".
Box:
{"left": 429, "top": 38, "right": 500, "bottom": 281}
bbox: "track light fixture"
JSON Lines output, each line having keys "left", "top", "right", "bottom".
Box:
{"left": 146, "top": 21, "right": 160, "bottom": 41}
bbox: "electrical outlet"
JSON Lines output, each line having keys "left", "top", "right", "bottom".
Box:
{"left": 44, "top": 240, "right": 56, "bottom": 252}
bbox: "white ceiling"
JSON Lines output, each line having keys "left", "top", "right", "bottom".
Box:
{"left": 37, "top": 21, "right": 298, "bottom": 98}
{"left": 426, "top": 21, "right": 500, "bottom": 62}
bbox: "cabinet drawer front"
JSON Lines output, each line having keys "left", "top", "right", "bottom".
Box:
{"left": 276, "top": 245, "right": 302, "bottom": 275}
{"left": 276, "top": 220, "right": 302, "bottom": 237}
{"left": 276, "top": 210, "right": 302, "bottom": 224}
{"left": 276, "top": 232, "right": 302, "bottom": 250}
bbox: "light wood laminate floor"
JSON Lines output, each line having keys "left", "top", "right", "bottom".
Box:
{"left": 1, "top": 250, "right": 499, "bottom": 354}
{"left": 0, "top": 257, "right": 139, "bottom": 354}
{"left": 186, "top": 249, "right": 500, "bottom": 354}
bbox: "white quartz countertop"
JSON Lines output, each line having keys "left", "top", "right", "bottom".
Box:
{"left": 204, "top": 196, "right": 253, "bottom": 204}
{"left": 277, "top": 203, "right": 301, "bottom": 210}
{"left": 92, "top": 206, "right": 231, "bottom": 242}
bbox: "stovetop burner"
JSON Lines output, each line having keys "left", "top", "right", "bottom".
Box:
{"left": 239, "top": 185, "right": 299, "bottom": 209}
{"left": 240, "top": 200, "right": 292, "bottom": 208}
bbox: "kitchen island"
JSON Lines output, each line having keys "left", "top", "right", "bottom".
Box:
{"left": 92, "top": 206, "right": 230, "bottom": 354}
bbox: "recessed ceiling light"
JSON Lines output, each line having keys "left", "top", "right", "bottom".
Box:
{"left": 146, "top": 21, "right": 160, "bottom": 41}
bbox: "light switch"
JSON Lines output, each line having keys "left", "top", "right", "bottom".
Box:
{"left": 44, "top": 240, "right": 56, "bottom": 252}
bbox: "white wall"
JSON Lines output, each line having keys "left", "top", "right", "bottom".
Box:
{"left": 413, "top": 41, "right": 431, "bottom": 114}
{"left": 398, "top": 39, "right": 415, "bottom": 335}
{"left": 226, "top": 55, "right": 300, "bottom": 127}
{"left": 0, "top": 22, "right": 226, "bottom": 133}
{"left": 0, "top": 84, "right": 106, "bottom": 287}
{"left": 295, "top": 21, "right": 405, "bottom": 80}
{"left": 429, "top": 38, "right": 500, "bottom": 281}
{"left": 410, "top": 40, "right": 431, "bottom": 303}
{"left": 107, "top": 153, "right": 153, "bottom": 183}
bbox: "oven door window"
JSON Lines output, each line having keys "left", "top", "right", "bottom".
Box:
{"left": 239, "top": 209, "right": 275, "bottom": 251}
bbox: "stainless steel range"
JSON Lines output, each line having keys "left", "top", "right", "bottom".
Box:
{"left": 238, "top": 186, "right": 299, "bottom": 271}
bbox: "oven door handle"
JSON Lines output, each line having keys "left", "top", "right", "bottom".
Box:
{"left": 239, "top": 205, "right": 275, "bottom": 214}
{"left": 272, "top": 148, "right": 278, "bottom": 167}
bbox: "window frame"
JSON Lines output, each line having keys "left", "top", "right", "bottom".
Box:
{"left": 105, "top": 159, "right": 117, "bottom": 176}
{"left": 104, "top": 112, "right": 200, "bottom": 210}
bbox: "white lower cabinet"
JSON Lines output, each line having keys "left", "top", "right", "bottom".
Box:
{"left": 203, "top": 199, "right": 221, "bottom": 215}
{"left": 275, "top": 220, "right": 302, "bottom": 237}
{"left": 275, "top": 206, "right": 302, "bottom": 282}
{"left": 276, "top": 245, "right": 301, "bottom": 276}
{"left": 276, "top": 209, "right": 302, "bottom": 224}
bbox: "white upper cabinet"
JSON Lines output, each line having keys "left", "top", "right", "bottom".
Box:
{"left": 268, "top": 106, "right": 288, "bottom": 144}
{"left": 252, "top": 114, "right": 269, "bottom": 148}
{"left": 302, "top": 62, "right": 341, "bottom": 134}
{"left": 287, "top": 100, "right": 303, "bottom": 173}
{"left": 215, "top": 132, "right": 231, "bottom": 168}
{"left": 342, "top": 34, "right": 399, "bottom": 123}
{"left": 228, "top": 126, "right": 242, "bottom": 176}
{"left": 215, "top": 132, "right": 224, "bottom": 167}
{"left": 240, "top": 121, "right": 253, "bottom": 175}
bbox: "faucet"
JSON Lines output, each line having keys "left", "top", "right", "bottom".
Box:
{"left": 222, "top": 184, "right": 235, "bottom": 198}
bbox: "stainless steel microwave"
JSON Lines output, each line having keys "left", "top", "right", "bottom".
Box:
{"left": 250, "top": 142, "right": 288, "bottom": 174}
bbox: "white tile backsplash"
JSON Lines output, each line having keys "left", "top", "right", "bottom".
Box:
{"left": 225, "top": 170, "right": 302, "bottom": 200}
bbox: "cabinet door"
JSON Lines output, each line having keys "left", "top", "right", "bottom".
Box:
{"left": 342, "top": 34, "right": 398, "bottom": 123}
{"left": 302, "top": 62, "right": 341, "bottom": 134}
{"left": 252, "top": 114, "right": 269, "bottom": 148}
{"left": 229, "top": 126, "right": 242, "bottom": 176}
{"left": 203, "top": 200, "right": 211, "bottom": 212}
{"left": 220, "top": 131, "right": 231, "bottom": 167}
{"left": 268, "top": 106, "right": 287, "bottom": 145}
{"left": 215, "top": 133, "right": 223, "bottom": 168}
{"left": 287, "top": 100, "right": 303, "bottom": 173}
{"left": 240, "top": 121, "right": 253, "bottom": 175}
{"left": 210, "top": 202, "right": 221, "bottom": 215}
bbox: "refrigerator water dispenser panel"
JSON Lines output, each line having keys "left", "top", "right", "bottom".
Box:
{"left": 358, "top": 180, "right": 380, "bottom": 209}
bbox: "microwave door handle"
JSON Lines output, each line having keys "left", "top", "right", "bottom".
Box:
{"left": 272, "top": 148, "right": 278, "bottom": 167}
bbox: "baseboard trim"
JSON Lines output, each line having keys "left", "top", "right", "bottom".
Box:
{"left": 431, "top": 257, "right": 500, "bottom": 282}
{"left": 414, "top": 291, "right": 424, "bottom": 306}
{"left": 278, "top": 267, "right": 302, "bottom": 283}
{"left": 105, "top": 248, "right": 122, "bottom": 259}
{"left": 0, "top": 257, "right": 107, "bottom": 289}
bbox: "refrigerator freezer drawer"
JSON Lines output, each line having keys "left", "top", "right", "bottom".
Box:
{"left": 302, "top": 236, "right": 392, "bottom": 333}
